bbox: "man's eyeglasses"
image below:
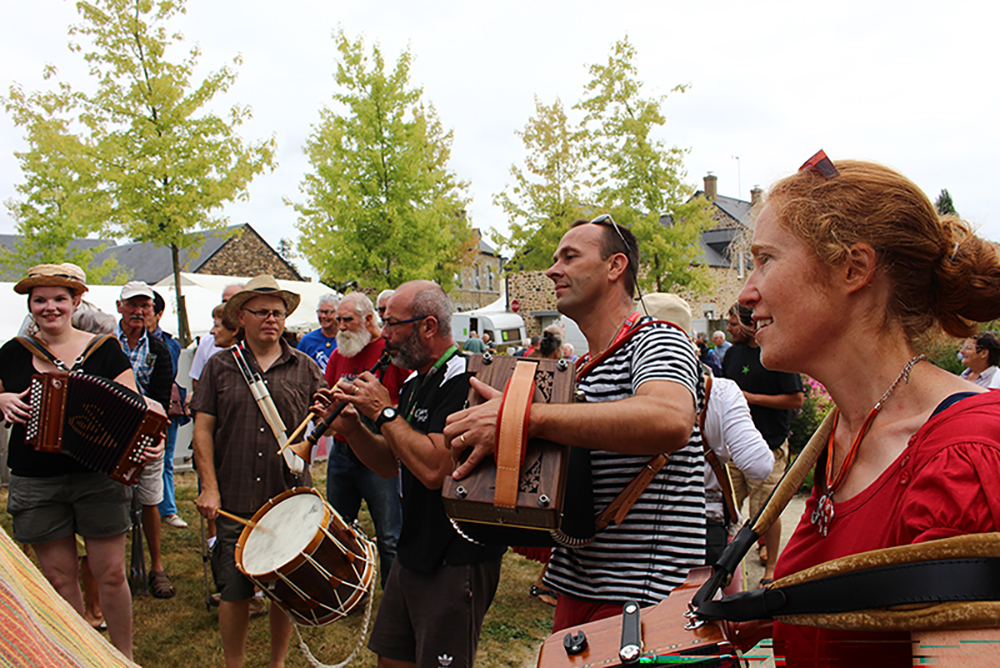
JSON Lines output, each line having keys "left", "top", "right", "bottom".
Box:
{"left": 589, "top": 214, "right": 647, "bottom": 311}
{"left": 317, "top": 309, "right": 336, "bottom": 316}
{"left": 377, "top": 306, "right": 387, "bottom": 315}
{"left": 243, "top": 308, "right": 287, "bottom": 321}
{"left": 799, "top": 149, "right": 839, "bottom": 179}
{"left": 383, "top": 316, "right": 425, "bottom": 329}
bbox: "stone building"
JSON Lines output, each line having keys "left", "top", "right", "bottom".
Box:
{"left": 449, "top": 229, "right": 503, "bottom": 312}
{"left": 508, "top": 174, "right": 761, "bottom": 337}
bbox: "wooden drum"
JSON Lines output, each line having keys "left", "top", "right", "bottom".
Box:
{"left": 235, "top": 487, "right": 376, "bottom": 626}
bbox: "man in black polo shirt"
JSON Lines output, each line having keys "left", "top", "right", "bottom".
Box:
{"left": 320, "top": 280, "right": 504, "bottom": 668}
{"left": 722, "top": 303, "right": 804, "bottom": 585}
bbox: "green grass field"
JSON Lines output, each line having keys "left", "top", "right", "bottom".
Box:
{"left": 0, "top": 464, "right": 553, "bottom": 668}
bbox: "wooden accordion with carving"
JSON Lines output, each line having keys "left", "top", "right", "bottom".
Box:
{"left": 442, "top": 354, "right": 587, "bottom": 544}
{"left": 25, "top": 371, "right": 167, "bottom": 485}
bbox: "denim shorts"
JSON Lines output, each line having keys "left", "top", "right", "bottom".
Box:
{"left": 7, "top": 472, "right": 131, "bottom": 544}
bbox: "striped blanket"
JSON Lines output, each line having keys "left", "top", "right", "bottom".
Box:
{"left": 0, "top": 526, "right": 138, "bottom": 667}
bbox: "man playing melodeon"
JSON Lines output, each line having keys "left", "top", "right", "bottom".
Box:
{"left": 446, "top": 217, "right": 707, "bottom": 631}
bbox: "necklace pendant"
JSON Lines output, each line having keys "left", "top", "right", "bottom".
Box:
{"left": 811, "top": 492, "right": 835, "bottom": 537}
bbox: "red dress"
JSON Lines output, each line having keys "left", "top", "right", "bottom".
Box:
{"left": 773, "top": 391, "right": 1000, "bottom": 667}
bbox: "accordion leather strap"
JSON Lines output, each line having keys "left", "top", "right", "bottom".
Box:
{"left": 494, "top": 361, "right": 537, "bottom": 510}
{"left": 16, "top": 334, "right": 113, "bottom": 371}
{"left": 595, "top": 453, "right": 668, "bottom": 531}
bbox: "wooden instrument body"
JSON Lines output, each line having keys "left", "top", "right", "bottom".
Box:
{"left": 537, "top": 568, "right": 743, "bottom": 668}
{"left": 441, "top": 354, "right": 575, "bottom": 531}
{"left": 25, "top": 371, "right": 166, "bottom": 485}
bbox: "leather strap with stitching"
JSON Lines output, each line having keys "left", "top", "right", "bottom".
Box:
{"left": 494, "top": 361, "right": 537, "bottom": 509}
{"left": 595, "top": 453, "right": 669, "bottom": 531}
{"left": 16, "top": 334, "right": 113, "bottom": 371}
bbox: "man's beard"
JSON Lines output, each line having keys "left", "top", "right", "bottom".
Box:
{"left": 336, "top": 326, "right": 372, "bottom": 358}
{"left": 391, "top": 327, "right": 431, "bottom": 370}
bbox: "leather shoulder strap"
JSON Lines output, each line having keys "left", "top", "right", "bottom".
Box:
{"left": 74, "top": 334, "right": 114, "bottom": 370}
{"left": 585, "top": 319, "right": 689, "bottom": 530}
{"left": 15, "top": 336, "right": 64, "bottom": 369}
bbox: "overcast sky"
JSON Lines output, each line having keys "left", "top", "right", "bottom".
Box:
{"left": 2, "top": 0, "right": 998, "bottom": 279}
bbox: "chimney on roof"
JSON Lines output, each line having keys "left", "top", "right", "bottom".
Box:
{"left": 750, "top": 186, "right": 763, "bottom": 207}
{"left": 704, "top": 173, "right": 718, "bottom": 202}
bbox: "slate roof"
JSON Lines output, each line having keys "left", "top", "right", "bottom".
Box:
{"left": 0, "top": 236, "right": 116, "bottom": 281}
{"left": 89, "top": 227, "right": 232, "bottom": 283}
{"left": 657, "top": 191, "right": 755, "bottom": 269}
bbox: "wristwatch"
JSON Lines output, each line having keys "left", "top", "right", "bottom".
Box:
{"left": 376, "top": 406, "right": 398, "bottom": 429}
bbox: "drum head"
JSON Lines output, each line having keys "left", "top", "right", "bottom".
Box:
{"left": 241, "top": 491, "right": 327, "bottom": 576}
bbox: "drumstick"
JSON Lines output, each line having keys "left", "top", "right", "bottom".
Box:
{"left": 216, "top": 509, "right": 277, "bottom": 537}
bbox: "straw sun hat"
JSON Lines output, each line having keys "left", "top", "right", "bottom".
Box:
{"left": 14, "top": 263, "right": 88, "bottom": 296}
{"left": 224, "top": 275, "right": 301, "bottom": 321}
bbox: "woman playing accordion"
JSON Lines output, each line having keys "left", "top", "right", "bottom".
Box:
{"left": 0, "top": 263, "right": 164, "bottom": 660}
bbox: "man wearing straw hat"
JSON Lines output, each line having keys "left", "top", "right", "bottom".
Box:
{"left": 192, "top": 275, "right": 327, "bottom": 668}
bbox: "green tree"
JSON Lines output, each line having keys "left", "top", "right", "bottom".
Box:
{"left": 492, "top": 97, "right": 589, "bottom": 271}
{"left": 292, "top": 30, "right": 474, "bottom": 292}
{"left": 935, "top": 188, "right": 958, "bottom": 217}
{"left": 3, "top": 0, "right": 276, "bottom": 344}
{"left": 2, "top": 74, "right": 126, "bottom": 283}
{"left": 576, "top": 37, "right": 713, "bottom": 292}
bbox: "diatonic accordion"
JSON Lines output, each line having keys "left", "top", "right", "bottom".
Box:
{"left": 25, "top": 372, "right": 167, "bottom": 485}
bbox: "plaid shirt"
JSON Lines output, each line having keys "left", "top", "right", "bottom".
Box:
{"left": 117, "top": 323, "right": 152, "bottom": 394}
{"left": 190, "top": 340, "right": 328, "bottom": 514}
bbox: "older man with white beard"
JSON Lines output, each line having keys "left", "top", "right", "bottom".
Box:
{"left": 323, "top": 292, "right": 408, "bottom": 585}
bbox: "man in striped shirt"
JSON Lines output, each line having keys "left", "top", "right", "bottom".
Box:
{"left": 446, "top": 217, "right": 706, "bottom": 631}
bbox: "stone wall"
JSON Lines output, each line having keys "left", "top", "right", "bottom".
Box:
{"left": 508, "top": 271, "right": 557, "bottom": 337}
{"left": 197, "top": 225, "right": 304, "bottom": 281}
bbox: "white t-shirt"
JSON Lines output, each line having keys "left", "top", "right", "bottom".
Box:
{"left": 189, "top": 332, "right": 220, "bottom": 381}
{"left": 701, "top": 376, "right": 774, "bottom": 522}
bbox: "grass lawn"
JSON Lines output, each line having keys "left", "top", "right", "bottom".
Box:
{"left": 0, "top": 464, "right": 554, "bottom": 668}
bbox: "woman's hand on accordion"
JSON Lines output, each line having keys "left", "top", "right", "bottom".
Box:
{"left": 141, "top": 396, "right": 168, "bottom": 462}
{"left": 0, "top": 389, "right": 31, "bottom": 425}
{"left": 444, "top": 377, "right": 503, "bottom": 480}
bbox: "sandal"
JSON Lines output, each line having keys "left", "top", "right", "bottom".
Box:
{"left": 758, "top": 578, "right": 773, "bottom": 589}
{"left": 149, "top": 570, "right": 176, "bottom": 599}
{"left": 530, "top": 584, "right": 558, "bottom": 607}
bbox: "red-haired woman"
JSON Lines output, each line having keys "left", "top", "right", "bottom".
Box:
{"left": 738, "top": 154, "right": 1000, "bottom": 666}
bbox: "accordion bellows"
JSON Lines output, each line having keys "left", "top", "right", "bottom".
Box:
{"left": 26, "top": 372, "right": 167, "bottom": 485}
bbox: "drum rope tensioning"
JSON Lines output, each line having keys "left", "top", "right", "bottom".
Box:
{"left": 234, "top": 487, "right": 378, "bottom": 668}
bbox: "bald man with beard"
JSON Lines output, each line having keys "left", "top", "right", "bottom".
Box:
{"left": 323, "top": 292, "right": 408, "bottom": 585}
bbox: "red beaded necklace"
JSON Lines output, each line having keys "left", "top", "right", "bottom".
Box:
{"left": 810, "top": 354, "right": 925, "bottom": 537}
